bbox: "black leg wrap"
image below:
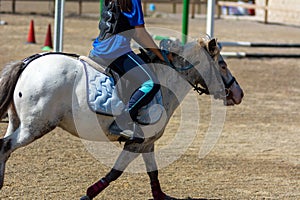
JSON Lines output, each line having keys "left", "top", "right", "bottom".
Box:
{"left": 147, "top": 170, "right": 159, "bottom": 182}
{"left": 147, "top": 170, "right": 166, "bottom": 200}
{"left": 105, "top": 168, "right": 123, "bottom": 183}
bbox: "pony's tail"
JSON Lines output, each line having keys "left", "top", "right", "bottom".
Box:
{"left": 0, "top": 61, "right": 24, "bottom": 119}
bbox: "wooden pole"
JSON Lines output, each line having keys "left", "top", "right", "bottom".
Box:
{"left": 191, "top": 0, "right": 195, "bottom": 19}
{"left": 264, "top": 0, "right": 269, "bottom": 24}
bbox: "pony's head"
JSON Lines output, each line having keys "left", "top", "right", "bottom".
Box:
{"left": 200, "top": 37, "right": 243, "bottom": 105}
{"left": 169, "top": 37, "right": 243, "bottom": 106}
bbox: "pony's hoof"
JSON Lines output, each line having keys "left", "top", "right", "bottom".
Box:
{"left": 153, "top": 191, "right": 169, "bottom": 200}
{"left": 80, "top": 196, "right": 90, "bottom": 200}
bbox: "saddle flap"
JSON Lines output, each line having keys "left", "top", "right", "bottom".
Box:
{"left": 83, "top": 61, "right": 125, "bottom": 116}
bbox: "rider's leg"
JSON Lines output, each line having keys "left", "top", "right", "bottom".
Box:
{"left": 109, "top": 52, "right": 160, "bottom": 141}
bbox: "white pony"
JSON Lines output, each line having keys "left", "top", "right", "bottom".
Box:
{"left": 0, "top": 38, "right": 243, "bottom": 199}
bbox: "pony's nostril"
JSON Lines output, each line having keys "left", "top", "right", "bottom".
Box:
{"left": 219, "top": 61, "right": 227, "bottom": 69}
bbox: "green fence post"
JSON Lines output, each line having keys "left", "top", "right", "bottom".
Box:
{"left": 99, "top": 0, "right": 103, "bottom": 19}
{"left": 182, "top": 0, "right": 190, "bottom": 44}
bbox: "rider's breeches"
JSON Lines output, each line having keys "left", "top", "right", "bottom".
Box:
{"left": 109, "top": 51, "right": 160, "bottom": 121}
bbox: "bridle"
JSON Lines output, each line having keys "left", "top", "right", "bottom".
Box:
{"left": 161, "top": 51, "right": 208, "bottom": 95}
{"left": 161, "top": 50, "right": 236, "bottom": 97}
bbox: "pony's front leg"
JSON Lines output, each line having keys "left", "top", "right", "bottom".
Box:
{"left": 142, "top": 147, "right": 168, "bottom": 200}
{"left": 82, "top": 145, "right": 140, "bottom": 200}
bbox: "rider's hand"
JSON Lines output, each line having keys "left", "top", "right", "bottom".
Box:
{"left": 166, "top": 53, "right": 173, "bottom": 62}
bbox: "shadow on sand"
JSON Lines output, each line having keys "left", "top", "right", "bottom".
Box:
{"left": 149, "top": 197, "right": 221, "bottom": 200}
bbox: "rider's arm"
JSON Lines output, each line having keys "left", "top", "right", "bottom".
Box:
{"left": 133, "top": 25, "right": 166, "bottom": 62}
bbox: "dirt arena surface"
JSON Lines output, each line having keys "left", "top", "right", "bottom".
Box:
{"left": 0, "top": 2, "right": 299, "bottom": 200}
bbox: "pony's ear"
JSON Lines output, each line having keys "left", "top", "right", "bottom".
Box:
{"left": 207, "top": 38, "right": 220, "bottom": 61}
{"left": 207, "top": 38, "right": 218, "bottom": 54}
{"left": 198, "top": 37, "right": 220, "bottom": 60}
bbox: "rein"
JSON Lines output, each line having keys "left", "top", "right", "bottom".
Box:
{"left": 161, "top": 50, "right": 209, "bottom": 95}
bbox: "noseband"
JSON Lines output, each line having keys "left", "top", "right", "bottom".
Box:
{"left": 189, "top": 67, "right": 236, "bottom": 97}
{"left": 222, "top": 76, "right": 236, "bottom": 97}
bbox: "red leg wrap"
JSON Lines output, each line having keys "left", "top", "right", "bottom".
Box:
{"left": 151, "top": 180, "right": 166, "bottom": 200}
{"left": 86, "top": 178, "right": 109, "bottom": 199}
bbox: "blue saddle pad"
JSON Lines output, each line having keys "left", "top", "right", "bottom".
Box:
{"left": 83, "top": 62, "right": 164, "bottom": 125}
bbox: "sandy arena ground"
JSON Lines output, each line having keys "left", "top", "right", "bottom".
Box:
{"left": 0, "top": 2, "right": 299, "bottom": 200}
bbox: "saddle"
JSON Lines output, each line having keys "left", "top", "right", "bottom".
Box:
{"left": 80, "top": 56, "right": 164, "bottom": 125}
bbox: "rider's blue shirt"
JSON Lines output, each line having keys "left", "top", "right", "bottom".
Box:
{"left": 90, "top": 0, "right": 145, "bottom": 59}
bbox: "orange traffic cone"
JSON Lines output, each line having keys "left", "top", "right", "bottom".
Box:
{"left": 42, "top": 24, "right": 53, "bottom": 51}
{"left": 26, "top": 20, "right": 36, "bottom": 44}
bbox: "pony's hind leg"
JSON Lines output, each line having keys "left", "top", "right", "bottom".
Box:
{"left": 0, "top": 125, "right": 44, "bottom": 188}
{"left": 0, "top": 105, "right": 21, "bottom": 189}
{"left": 4, "top": 105, "right": 20, "bottom": 137}
{"left": 0, "top": 112, "right": 57, "bottom": 189}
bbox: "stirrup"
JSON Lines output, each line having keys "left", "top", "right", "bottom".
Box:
{"left": 109, "top": 121, "right": 134, "bottom": 139}
{"left": 109, "top": 121, "right": 144, "bottom": 144}
{"left": 80, "top": 196, "right": 90, "bottom": 200}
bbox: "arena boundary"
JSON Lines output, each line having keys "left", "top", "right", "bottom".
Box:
{"left": 220, "top": 41, "right": 300, "bottom": 48}
{"left": 221, "top": 52, "right": 300, "bottom": 59}
{"left": 220, "top": 41, "right": 300, "bottom": 58}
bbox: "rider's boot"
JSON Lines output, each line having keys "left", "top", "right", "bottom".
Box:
{"left": 109, "top": 110, "right": 144, "bottom": 143}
